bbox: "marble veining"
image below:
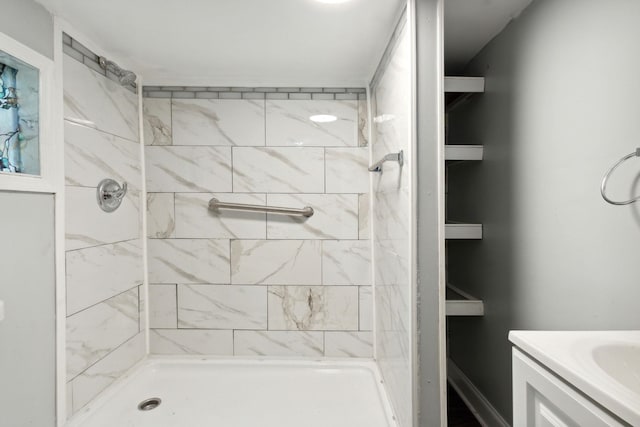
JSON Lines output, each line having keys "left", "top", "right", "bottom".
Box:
{"left": 145, "top": 146, "right": 232, "bottom": 192}
{"left": 266, "top": 194, "right": 358, "bottom": 240}
{"left": 372, "top": 18, "right": 413, "bottom": 427}
{"left": 231, "top": 239, "right": 321, "bottom": 285}
{"left": 65, "top": 187, "right": 140, "bottom": 251}
{"left": 266, "top": 100, "right": 357, "bottom": 147}
{"left": 172, "top": 99, "right": 264, "bottom": 146}
{"left": 66, "top": 289, "right": 139, "bottom": 380}
{"left": 177, "top": 284, "right": 267, "bottom": 329}
{"left": 65, "top": 121, "right": 141, "bottom": 190}
{"left": 143, "top": 98, "right": 172, "bottom": 145}
{"left": 63, "top": 55, "right": 138, "bottom": 142}
{"left": 175, "top": 193, "right": 266, "bottom": 239}
{"left": 147, "top": 193, "right": 175, "bottom": 238}
{"left": 325, "top": 332, "right": 373, "bottom": 358}
{"left": 66, "top": 239, "right": 143, "bottom": 316}
{"left": 149, "top": 284, "right": 178, "bottom": 328}
{"left": 234, "top": 331, "right": 323, "bottom": 357}
{"left": 268, "top": 286, "right": 358, "bottom": 331}
{"left": 232, "top": 147, "right": 324, "bottom": 193}
{"left": 148, "top": 239, "right": 230, "bottom": 284}
{"left": 70, "top": 333, "right": 145, "bottom": 413}
{"left": 325, "top": 147, "right": 369, "bottom": 193}
{"left": 150, "top": 329, "right": 233, "bottom": 355}
{"left": 322, "top": 240, "right": 371, "bottom": 286}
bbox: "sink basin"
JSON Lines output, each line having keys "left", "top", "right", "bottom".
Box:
{"left": 593, "top": 344, "right": 640, "bottom": 395}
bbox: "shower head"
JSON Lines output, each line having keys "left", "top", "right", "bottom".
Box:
{"left": 98, "top": 56, "right": 137, "bottom": 86}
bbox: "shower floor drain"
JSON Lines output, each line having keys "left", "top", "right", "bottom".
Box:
{"left": 137, "top": 397, "right": 162, "bottom": 411}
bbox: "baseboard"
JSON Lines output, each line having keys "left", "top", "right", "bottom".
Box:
{"left": 447, "top": 359, "right": 511, "bottom": 427}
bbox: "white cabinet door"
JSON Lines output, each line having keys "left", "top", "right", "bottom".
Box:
{"left": 512, "top": 348, "right": 627, "bottom": 427}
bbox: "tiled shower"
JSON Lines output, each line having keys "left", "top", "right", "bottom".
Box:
{"left": 143, "top": 89, "right": 373, "bottom": 358}
{"left": 56, "top": 1, "right": 413, "bottom": 423}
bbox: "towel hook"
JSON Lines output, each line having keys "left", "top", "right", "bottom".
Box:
{"left": 97, "top": 178, "right": 127, "bottom": 212}
{"left": 600, "top": 148, "right": 640, "bottom": 205}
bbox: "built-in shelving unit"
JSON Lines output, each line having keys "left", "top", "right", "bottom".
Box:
{"left": 445, "top": 285, "right": 484, "bottom": 316}
{"left": 444, "top": 77, "right": 486, "bottom": 316}
{"left": 445, "top": 145, "right": 484, "bottom": 161}
{"left": 445, "top": 223, "right": 482, "bottom": 240}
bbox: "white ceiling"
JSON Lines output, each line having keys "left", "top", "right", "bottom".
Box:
{"left": 37, "top": 0, "right": 404, "bottom": 87}
{"left": 444, "top": 0, "right": 534, "bottom": 74}
{"left": 36, "top": 0, "right": 534, "bottom": 86}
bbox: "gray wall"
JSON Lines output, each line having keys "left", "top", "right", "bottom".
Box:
{"left": 0, "top": 2, "right": 56, "bottom": 426}
{"left": 447, "top": 0, "right": 640, "bottom": 423}
{"left": 0, "top": 0, "right": 53, "bottom": 59}
{"left": 0, "top": 192, "right": 56, "bottom": 427}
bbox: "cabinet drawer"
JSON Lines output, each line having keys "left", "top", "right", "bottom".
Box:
{"left": 512, "top": 349, "right": 627, "bottom": 427}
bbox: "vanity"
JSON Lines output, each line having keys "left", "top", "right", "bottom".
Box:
{"left": 509, "top": 331, "right": 640, "bottom": 427}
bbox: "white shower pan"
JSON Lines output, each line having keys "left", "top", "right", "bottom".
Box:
{"left": 67, "top": 358, "right": 397, "bottom": 427}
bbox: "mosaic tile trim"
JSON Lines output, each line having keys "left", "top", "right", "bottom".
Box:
{"left": 62, "top": 33, "right": 137, "bottom": 94}
{"left": 143, "top": 86, "right": 367, "bottom": 100}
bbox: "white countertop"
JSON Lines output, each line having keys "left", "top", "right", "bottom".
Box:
{"left": 509, "top": 330, "right": 640, "bottom": 426}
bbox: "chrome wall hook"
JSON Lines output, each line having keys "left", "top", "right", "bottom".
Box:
{"left": 600, "top": 148, "right": 640, "bottom": 205}
{"left": 97, "top": 179, "right": 127, "bottom": 212}
{"left": 369, "top": 150, "right": 404, "bottom": 172}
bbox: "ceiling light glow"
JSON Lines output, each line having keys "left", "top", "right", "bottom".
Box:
{"left": 310, "top": 114, "right": 338, "bottom": 123}
{"left": 314, "top": 0, "right": 352, "bottom": 4}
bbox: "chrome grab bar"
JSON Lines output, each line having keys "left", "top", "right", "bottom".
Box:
{"left": 208, "top": 198, "right": 314, "bottom": 217}
{"left": 369, "top": 150, "right": 404, "bottom": 172}
{"left": 601, "top": 148, "right": 640, "bottom": 205}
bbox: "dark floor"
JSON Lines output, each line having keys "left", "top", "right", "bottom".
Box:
{"left": 447, "top": 384, "right": 482, "bottom": 427}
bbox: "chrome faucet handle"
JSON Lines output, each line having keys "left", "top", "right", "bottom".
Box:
{"left": 97, "top": 179, "right": 127, "bottom": 212}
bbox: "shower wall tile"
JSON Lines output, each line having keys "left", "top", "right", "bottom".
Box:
{"left": 143, "top": 98, "right": 172, "bottom": 145}
{"left": 64, "top": 35, "right": 145, "bottom": 417}
{"left": 145, "top": 146, "right": 232, "bottom": 192}
{"left": 234, "top": 331, "right": 323, "bottom": 357}
{"left": 359, "top": 286, "right": 373, "bottom": 331}
{"left": 66, "top": 239, "right": 143, "bottom": 315}
{"left": 70, "top": 332, "right": 145, "bottom": 413}
{"left": 358, "top": 99, "right": 369, "bottom": 147}
{"left": 149, "top": 284, "right": 178, "bottom": 329}
{"left": 150, "top": 329, "right": 233, "bottom": 355}
{"left": 324, "top": 332, "right": 373, "bottom": 358}
{"left": 230, "top": 240, "right": 321, "bottom": 285}
{"left": 65, "top": 187, "right": 140, "bottom": 251}
{"left": 175, "top": 193, "right": 266, "bottom": 239}
{"left": 232, "top": 147, "right": 324, "bottom": 193}
{"left": 143, "top": 94, "right": 372, "bottom": 359}
{"left": 267, "top": 286, "right": 358, "bottom": 331}
{"left": 322, "top": 240, "right": 371, "bottom": 286}
{"left": 358, "top": 193, "right": 370, "bottom": 239}
{"left": 266, "top": 194, "right": 358, "bottom": 240}
{"left": 147, "top": 193, "right": 175, "bottom": 238}
{"left": 66, "top": 288, "right": 139, "bottom": 380}
{"left": 138, "top": 284, "right": 147, "bottom": 332}
{"left": 372, "top": 18, "right": 413, "bottom": 427}
{"left": 325, "top": 148, "right": 369, "bottom": 193}
{"left": 65, "top": 121, "right": 141, "bottom": 190}
{"left": 63, "top": 55, "right": 138, "bottom": 142}
{"left": 172, "top": 99, "right": 265, "bottom": 146}
{"left": 177, "top": 284, "right": 267, "bottom": 329}
{"left": 147, "top": 238, "right": 230, "bottom": 284}
{"left": 265, "top": 100, "right": 357, "bottom": 147}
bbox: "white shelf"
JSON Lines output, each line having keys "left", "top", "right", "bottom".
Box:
{"left": 445, "top": 145, "right": 484, "bottom": 161}
{"left": 444, "top": 77, "right": 485, "bottom": 93}
{"left": 445, "top": 223, "right": 483, "bottom": 240}
{"left": 446, "top": 285, "right": 484, "bottom": 316}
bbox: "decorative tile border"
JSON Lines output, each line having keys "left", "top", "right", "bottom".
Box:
{"left": 143, "top": 86, "right": 367, "bottom": 100}
{"left": 62, "top": 32, "right": 137, "bottom": 94}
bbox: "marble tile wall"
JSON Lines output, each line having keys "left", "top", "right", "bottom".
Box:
{"left": 370, "top": 12, "right": 414, "bottom": 427}
{"left": 144, "top": 88, "right": 372, "bottom": 358}
{"left": 63, "top": 35, "right": 145, "bottom": 418}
